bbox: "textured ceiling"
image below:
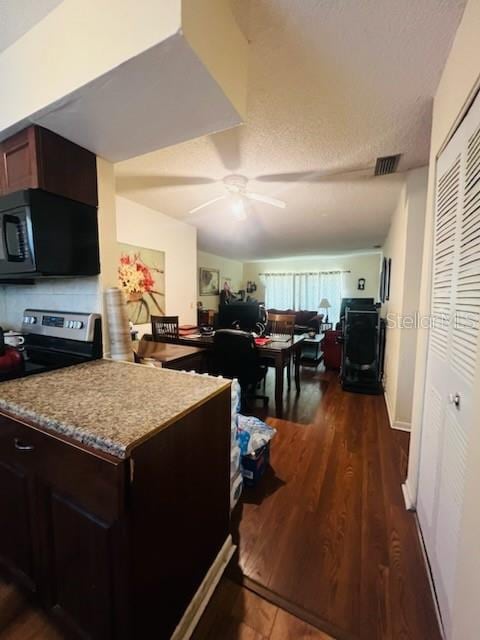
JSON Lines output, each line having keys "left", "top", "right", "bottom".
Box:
{"left": 116, "top": 0, "right": 465, "bottom": 260}
{"left": 0, "top": 0, "right": 63, "bottom": 53}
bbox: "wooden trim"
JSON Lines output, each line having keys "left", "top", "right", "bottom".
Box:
{"left": 237, "top": 575, "right": 356, "bottom": 640}
{"left": 383, "top": 392, "right": 411, "bottom": 432}
{"left": 402, "top": 481, "right": 416, "bottom": 511}
{"left": 383, "top": 391, "right": 394, "bottom": 426}
{"left": 437, "top": 74, "right": 480, "bottom": 158}
{"left": 171, "top": 535, "right": 236, "bottom": 640}
{"left": 392, "top": 420, "right": 411, "bottom": 432}
{"left": 414, "top": 515, "right": 446, "bottom": 639}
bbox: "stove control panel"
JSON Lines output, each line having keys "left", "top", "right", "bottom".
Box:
{"left": 22, "top": 310, "right": 100, "bottom": 342}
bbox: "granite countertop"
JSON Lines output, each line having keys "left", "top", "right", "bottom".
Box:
{"left": 0, "top": 360, "right": 231, "bottom": 459}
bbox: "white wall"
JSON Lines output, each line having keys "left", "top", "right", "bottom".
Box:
{"left": 382, "top": 185, "right": 407, "bottom": 426}
{"left": 243, "top": 252, "right": 382, "bottom": 305}
{"left": 382, "top": 167, "right": 428, "bottom": 429}
{"left": 197, "top": 250, "right": 244, "bottom": 310}
{"left": 116, "top": 196, "right": 197, "bottom": 329}
{"left": 406, "top": 0, "right": 480, "bottom": 637}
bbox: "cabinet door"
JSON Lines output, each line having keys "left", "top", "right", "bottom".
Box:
{"left": 40, "top": 487, "right": 118, "bottom": 640}
{"left": 0, "top": 460, "right": 37, "bottom": 590}
{"left": 0, "top": 127, "right": 39, "bottom": 195}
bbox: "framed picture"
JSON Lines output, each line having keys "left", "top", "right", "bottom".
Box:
{"left": 386, "top": 258, "right": 392, "bottom": 301}
{"left": 117, "top": 243, "right": 165, "bottom": 324}
{"left": 380, "top": 257, "right": 387, "bottom": 303}
{"left": 199, "top": 268, "right": 220, "bottom": 295}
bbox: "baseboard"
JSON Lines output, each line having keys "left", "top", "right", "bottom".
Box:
{"left": 170, "top": 535, "right": 236, "bottom": 640}
{"left": 383, "top": 393, "right": 411, "bottom": 431}
{"left": 384, "top": 391, "right": 394, "bottom": 426}
{"left": 401, "top": 480, "right": 416, "bottom": 511}
{"left": 392, "top": 420, "right": 411, "bottom": 432}
{"left": 413, "top": 516, "right": 445, "bottom": 639}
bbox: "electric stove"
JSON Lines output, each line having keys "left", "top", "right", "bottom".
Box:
{"left": 0, "top": 309, "right": 102, "bottom": 382}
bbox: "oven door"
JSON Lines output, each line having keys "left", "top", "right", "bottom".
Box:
{"left": 0, "top": 208, "right": 36, "bottom": 275}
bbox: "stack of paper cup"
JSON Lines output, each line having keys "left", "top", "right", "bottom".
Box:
{"left": 105, "top": 287, "right": 134, "bottom": 362}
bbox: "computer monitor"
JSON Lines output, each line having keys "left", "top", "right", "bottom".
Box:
{"left": 218, "top": 302, "right": 261, "bottom": 331}
{"left": 340, "top": 297, "right": 375, "bottom": 319}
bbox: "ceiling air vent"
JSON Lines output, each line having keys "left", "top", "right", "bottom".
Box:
{"left": 374, "top": 154, "right": 401, "bottom": 176}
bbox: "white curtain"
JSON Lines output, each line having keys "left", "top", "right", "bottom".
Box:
{"left": 264, "top": 273, "right": 295, "bottom": 310}
{"left": 316, "top": 272, "right": 343, "bottom": 324}
{"left": 263, "top": 271, "right": 344, "bottom": 322}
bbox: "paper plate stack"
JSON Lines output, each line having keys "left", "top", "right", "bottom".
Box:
{"left": 105, "top": 287, "right": 134, "bottom": 362}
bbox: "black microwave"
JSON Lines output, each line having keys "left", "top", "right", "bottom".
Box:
{"left": 0, "top": 189, "right": 100, "bottom": 280}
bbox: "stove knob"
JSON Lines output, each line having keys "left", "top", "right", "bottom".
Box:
{"left": 76, "top": 321, "right": 83, "bottom": 329}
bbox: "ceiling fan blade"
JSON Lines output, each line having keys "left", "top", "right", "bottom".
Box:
{"left": 188, "top": 195, "right": 227, "bottom": 215}
{"left": 116, "top": 175, "right": 215, "bottom": 191}
{"left": 209, "top": 127, "right": 243, "bottom": 171}
{"left": 246, "top": 191, "right": 286, "bottom": 209}
{"left": 254, "top": 167, "right": 374, "bottom": 182}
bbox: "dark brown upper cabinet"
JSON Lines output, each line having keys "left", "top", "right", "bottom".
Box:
{"left": 0, "top": 126, "right": 98, "bottom": 207}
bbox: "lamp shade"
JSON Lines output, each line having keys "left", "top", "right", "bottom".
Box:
{"left": 318, "top": 298, "right": 331, "bottom": 308}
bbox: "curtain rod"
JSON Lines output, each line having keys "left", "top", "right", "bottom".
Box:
{"left": 259, "top": 270, "right": 351, "bottom": 276}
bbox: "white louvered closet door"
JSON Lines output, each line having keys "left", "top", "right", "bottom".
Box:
{"left": 417, "top": 91, "right": 480, "bottom": 639}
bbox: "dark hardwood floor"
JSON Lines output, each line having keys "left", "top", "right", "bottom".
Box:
{"left": 0, "top": 577, "right": 63, "bottom": 639}
{"left": 228, "top": 366, "right": 440, "bottom": 640}
{"left": 193, "top": 578, "right": 334, "bottom": 639}
{"left": 0, "top": 365, "right": 435, "bottom": 640}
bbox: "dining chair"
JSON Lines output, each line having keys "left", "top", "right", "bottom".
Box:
{"left": 151, "top": 315, "right": 179, "bottom": 340}
{"left": 267, "top": 312, "right": 296, "bottom": 337}
{"left": 266, "top": 313, "right": 296, "bottom": 389}
{"left": 213, "top": 329, "right": 268, "bottom": 411}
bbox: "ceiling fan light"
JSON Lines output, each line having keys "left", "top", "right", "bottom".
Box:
{"left": 231, "top": 196, "right": 246, "bottom": 221}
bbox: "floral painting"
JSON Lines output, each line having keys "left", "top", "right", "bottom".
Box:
{"left": 118, "top": 243, "right": 165, "bottom": 324}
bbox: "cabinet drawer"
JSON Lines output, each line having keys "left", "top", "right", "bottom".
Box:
{"left": 0, "top": 413, "right": 126, "bottom": 522}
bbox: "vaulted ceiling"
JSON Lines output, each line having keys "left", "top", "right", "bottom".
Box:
{"left": 116, "top": 0, "right": 466, "bottom": 260}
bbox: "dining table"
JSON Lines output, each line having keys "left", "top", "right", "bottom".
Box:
{"left": 146, "top": 333, "right": 306, "bottom": 418}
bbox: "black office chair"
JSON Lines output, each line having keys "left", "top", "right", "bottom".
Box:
{"left": 213, "top": 329, "right": 269, "bottom": 411}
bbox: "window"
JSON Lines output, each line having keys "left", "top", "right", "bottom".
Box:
{"left": 263, "top": 271, "right": 344, "bottom": 322}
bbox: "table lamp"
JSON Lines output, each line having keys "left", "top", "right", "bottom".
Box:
{"left": 318, "top": 298, "right": 331, "bottom": 323}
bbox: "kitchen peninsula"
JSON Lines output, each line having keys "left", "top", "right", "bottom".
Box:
{"left": 0, "top": 360, "right": 232, "bottom": 639}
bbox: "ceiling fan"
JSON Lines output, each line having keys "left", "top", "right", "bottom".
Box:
{"left": 188, "top": 174, "right": 286, "bottom": 217}
{"left": 115, "top": 124, "right": 401, "bottom": 219}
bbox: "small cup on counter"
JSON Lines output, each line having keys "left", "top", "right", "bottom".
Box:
{"left": 3, "top": 332, "right": 25, "bottom": 350}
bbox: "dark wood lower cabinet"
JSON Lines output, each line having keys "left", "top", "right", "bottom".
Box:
{"left": 0, "top": 388, "right": 230, "bottom": 639}
{"left": 0, "top": 461, "right": 37, "bottom": 591}
{"left": 47, "top": 491, "right": 117, "bottom": 639}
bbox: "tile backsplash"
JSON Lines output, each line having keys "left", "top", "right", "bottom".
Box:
{"left": 0, "top": 277, "right": 101, "bottom": 330}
